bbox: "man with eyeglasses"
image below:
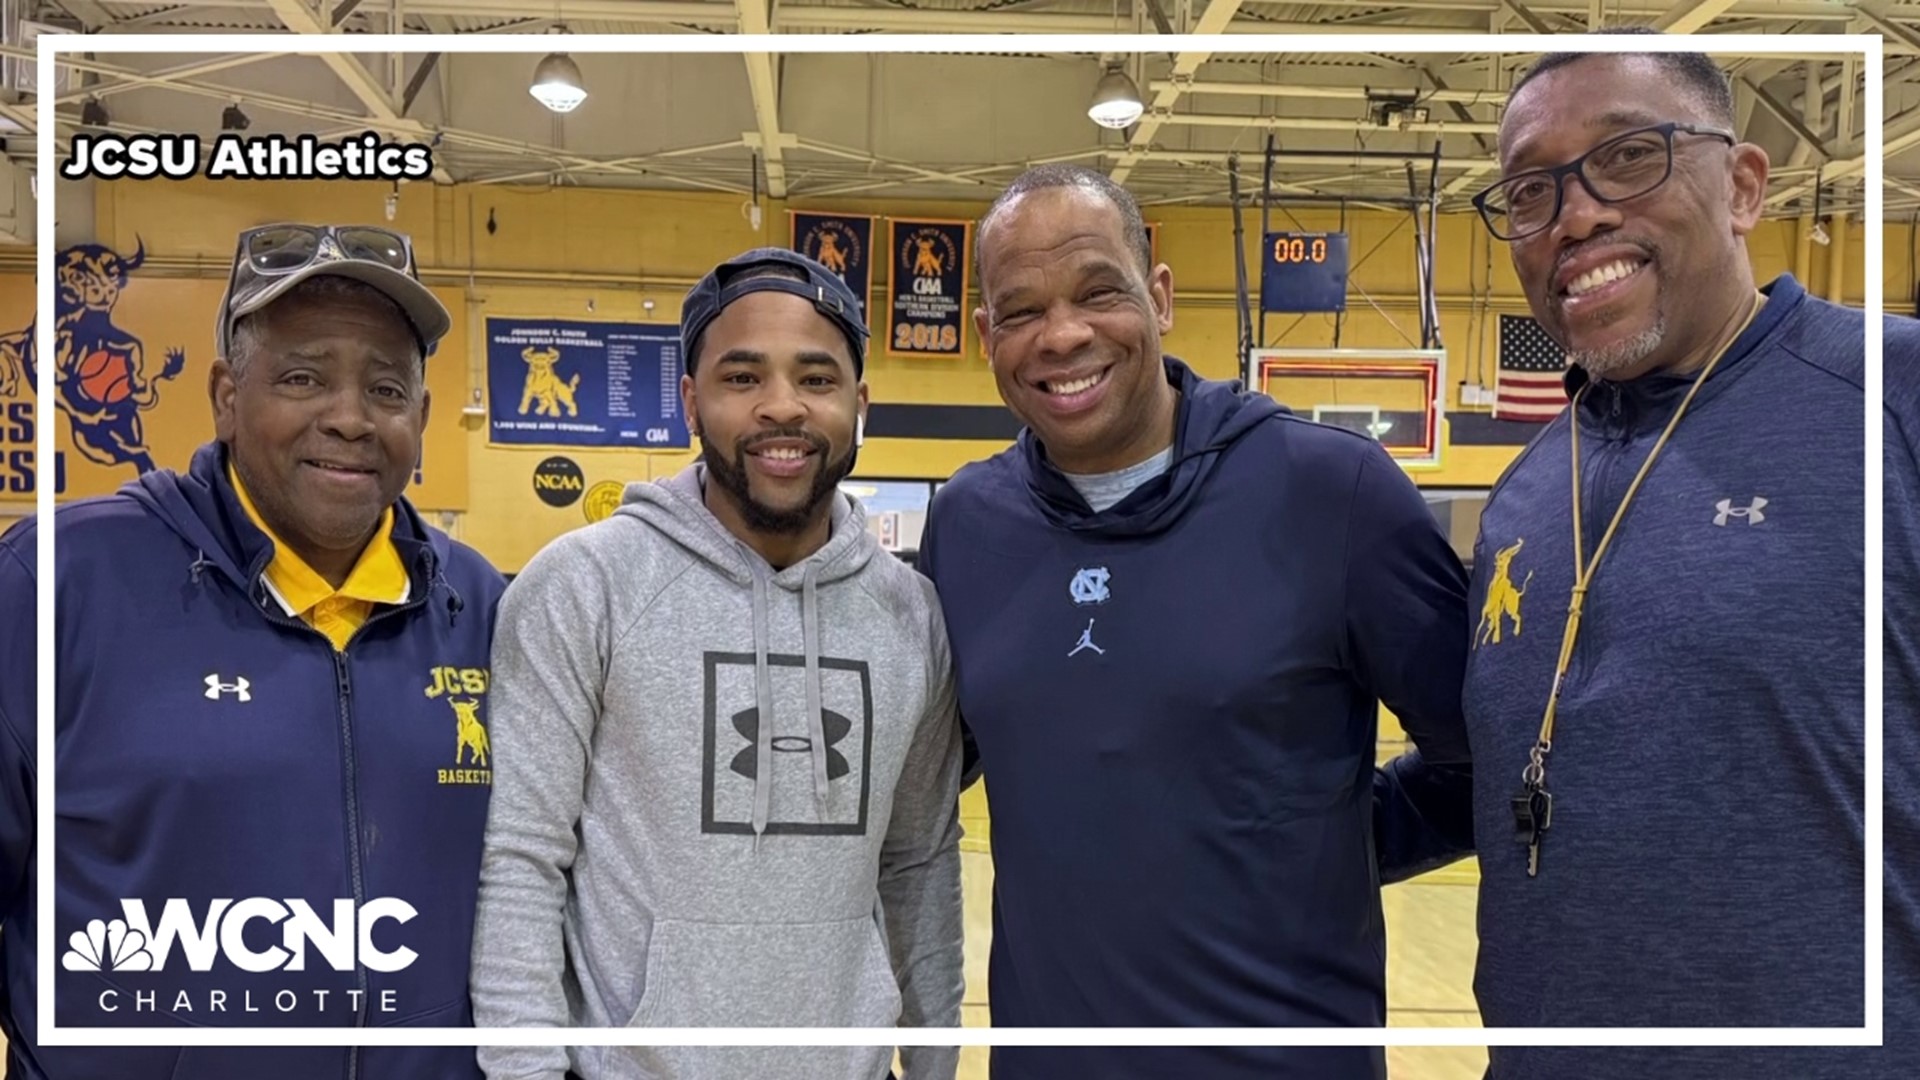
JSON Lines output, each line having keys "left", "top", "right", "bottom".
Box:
{"left": 1461, "top": 35, "right": 1892, "bottom": 1080}
{"left": 0, "top": 223, "right": 506, "bottom": 1079}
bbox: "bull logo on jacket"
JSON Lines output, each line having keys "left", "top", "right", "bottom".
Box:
{"left": 427, "top": 666, "right": 493, "bottom": 785}
{"left": 52, "top": 240, "right": 187, "bottom": 475}
{"left": 1476, "top": 538, "right": 1533, "bottom": 647}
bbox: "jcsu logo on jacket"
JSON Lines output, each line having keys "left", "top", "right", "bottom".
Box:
{"left": 63, "top": 897, "right": 420, "bottom": 974}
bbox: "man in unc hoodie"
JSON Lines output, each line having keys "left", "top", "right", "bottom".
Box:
{"left": 0, "top": 223, "right": 507, "bottom": 1078}
{"left": 469, "top": 248, "right": 965, "bottom": 1080}
{"left": 918, "top": 165, "right": 1474, "bottom": 1080}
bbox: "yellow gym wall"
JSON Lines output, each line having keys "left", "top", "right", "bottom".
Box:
{"left": 0, "top": 176, "right": 1881, "bottom": 573}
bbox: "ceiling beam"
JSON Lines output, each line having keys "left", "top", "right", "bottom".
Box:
{"left": 1765, "top": 103, "right": 1920, "bottom": 207}
{"left": 1153, "top": 80, "right": 1508, "bottom": 106}
{"left": 263, "top": 0, "right": 455, "bottom": 183}
{"left": 1111, "top": 0, "right": 1246, "bottom": 185}
{"left": 400, "top": 53, "right": 441, "bottom": 116}
{"left": 1652, "top": 0, "right": 1742, "bottom": 34}
{"left": 103, "top": 0, "right": 1896, "bottom": 33}
{"left": 54, "top": 53, "right": 281, "bottom": 106}
{"left": 735, "top": 0, "right": 787, "bottom": 198}
{"left": 1502, "top": 0, "right": 1560, "bottom": 34}
{"left": 22, "top": 49, "right": 684, "bottom": 188}
{"left": 1740, "top": 75, "right": 1831, "bottom": 159}
{"left": 53, "top": 0, "right": 121, "bottom": 30}
{"left": 1859, "top": 3, "right": 1920, "bottom": 56}
{"left": 1419, "top": 63, "right": 1496, "bottom": 155}
{"left": 1158, "top": 113, "right": 1501, "bottom": 134}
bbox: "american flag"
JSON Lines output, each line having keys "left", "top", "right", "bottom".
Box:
{"left": 1495, "top": 313, "right": 1571, "bottom": 422}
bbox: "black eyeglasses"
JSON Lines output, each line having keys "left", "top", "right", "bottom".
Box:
{"left": 234, "top": 223, "right": 415, "bottom": 277}
{"left": 1471, "top": 122, "right": 1736, "bottom": 242}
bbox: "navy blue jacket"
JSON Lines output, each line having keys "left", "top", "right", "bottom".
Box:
{"left": 920, "top": 356, "right": 1474, "bottom": 1080}
{"left": 1464, "top": 274, "right": 1888, "bottom": 1079}
{"left": 0, "top": 441, "right": 506, "bottom": 1080}
{"left": 1879, "top": 312, "right": 1920, "bottom": 1079}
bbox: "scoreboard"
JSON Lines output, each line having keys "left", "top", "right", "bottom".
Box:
{"left": 1260, "top": 231, "right": 1349, "bottom": 313}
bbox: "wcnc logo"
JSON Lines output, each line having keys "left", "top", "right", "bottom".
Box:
{"left": 63, "top": 897, "right": 419, "bottom": 974}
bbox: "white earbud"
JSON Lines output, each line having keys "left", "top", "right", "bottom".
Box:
{"left": 856, "top": 414, "right": 866, "bottom": 447}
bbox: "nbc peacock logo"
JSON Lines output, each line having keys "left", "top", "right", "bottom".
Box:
{"left": 63, "top": 917, "right": 154, "bottom": 972}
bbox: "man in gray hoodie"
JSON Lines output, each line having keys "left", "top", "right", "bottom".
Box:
{"left": 469, "top": 248, "right": 965, "bottom": 1080}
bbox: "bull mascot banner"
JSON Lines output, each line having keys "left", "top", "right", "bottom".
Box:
{"left": 483, "top": 316, "right": 690, "bottom": 450}
{"left": 885, "top": 218, "right": 970, "bottom": 360}
{"left": 790, "top": 211, "right": 873, "bottom": 329}
{"left": 0, "top": 237, "right": 470, "bottom": 509}
{"left": 1, "top": 239, "right": 191, "bottom": 500}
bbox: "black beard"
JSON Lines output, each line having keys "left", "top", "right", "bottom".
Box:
{"left": 701, "top": 428, "right": 859, "bottom": 536}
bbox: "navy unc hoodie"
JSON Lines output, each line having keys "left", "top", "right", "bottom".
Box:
{"left": 0, "top": 441, "right": 506, "bottom": 1080}
{"left": 919, "top": 356, "right": 1474, "bottom": 1080}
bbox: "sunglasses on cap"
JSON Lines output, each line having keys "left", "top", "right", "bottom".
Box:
{"left": 233, "top": 223, "right": 417, "bottom": 277}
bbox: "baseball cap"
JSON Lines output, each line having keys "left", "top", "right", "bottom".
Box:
{"left": 680, "top": 247, "right": 869, "bottom": 377}
{"left": 215, "top": 223, "right": 452, "bottom": 361}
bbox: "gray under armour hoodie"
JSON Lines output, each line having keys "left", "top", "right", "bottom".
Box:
{"left": 469, "top": 463, "right": 965, "bottom": 1080}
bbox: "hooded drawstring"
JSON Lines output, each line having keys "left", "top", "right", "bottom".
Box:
{"left": 746, "top": 552, "right": 777, "bottom": 852}
{"left": 740, "top": 546, "right": 834, "bottom": 853}
{"left": 801, "top": 562, "right": 830, "bottom": 820}
{"left": 430, "top": 567, "right": 465, "bottom": 627}
{"left": 188, "top": 550, "right": 213, "bottom": 585}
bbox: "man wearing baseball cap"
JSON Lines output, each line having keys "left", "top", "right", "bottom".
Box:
{"left": 470, "top": 247, "right": 963, "bottom": 1080}
{"left": 0, "top": 223, "right": 506, "bottom": 1078}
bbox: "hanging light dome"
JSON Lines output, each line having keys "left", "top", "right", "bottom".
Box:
{"left": 530, "top": 53, "right": 588, "bottom": 113}
{"left": 1087, "top": 67, "right": 1144, "bottom": 129}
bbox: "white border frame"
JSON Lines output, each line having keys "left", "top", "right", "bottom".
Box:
{"left": 34, "top": 31, "right": 1883, "bottom": 1050}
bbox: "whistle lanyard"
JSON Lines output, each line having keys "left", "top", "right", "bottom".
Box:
{"left": 1514, "top": 291, "right": 1764, "bottom": 878}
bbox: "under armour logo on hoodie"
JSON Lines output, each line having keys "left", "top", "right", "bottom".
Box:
{"left": 729, "top": 707, "right": 852, "bottom": 781}
{"left": 1713, "top": 497, "right": 1768, "bottom": 526}
{"left": 204, "top": 674, "right": 251, "bottom": 702}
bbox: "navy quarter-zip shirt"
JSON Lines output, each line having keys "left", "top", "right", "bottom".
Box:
{"left": 920, "top": 356, "right": 1474, "bottom": 1080}
{"left": 0, "top": 441, "right": 507, "bottom": 1080}
{"left": 1465, "top": 273, "right": 1886, "bottom": 1079}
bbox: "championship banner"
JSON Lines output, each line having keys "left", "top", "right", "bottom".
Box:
{"left": 886, "top": 218, "right": 970, "bottom": 359}
{"left": 485, "top": 317, "right": 689, "bottom": 450}
{"left": 791, "top": 212, "right": 874, "bottom": 327}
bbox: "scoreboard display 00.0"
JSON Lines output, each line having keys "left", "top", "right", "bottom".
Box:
{"left": 1260, "top": 231, "right": 1349, "bottom": 313}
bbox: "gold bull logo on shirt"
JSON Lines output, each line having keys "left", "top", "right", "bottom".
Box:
{"left": 1476, "top": 538, "right": 1533, "bottom": 647}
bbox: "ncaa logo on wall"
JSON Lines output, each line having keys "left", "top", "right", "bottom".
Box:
{"left": 532, "top": 455, "right": 585, "bottom": 507}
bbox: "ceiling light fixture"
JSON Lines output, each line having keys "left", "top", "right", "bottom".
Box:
{"left": 1088, "top": 63, "right": 1144, "bottom": 129}
{"left": 530, "top": 29, "right": 587, "bottom": 114}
